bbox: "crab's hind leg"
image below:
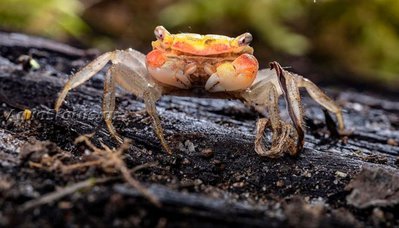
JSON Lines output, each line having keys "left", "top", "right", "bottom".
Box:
{"left": 254, "top": 83, "right": 295, "bottom": 157}
{"left": 294, "top": 75, "right": 345, "bottom": 133}
{"left": 270, "top": 62, "right": 305, "bottom": 155}
{"left": 55, "top": 52, "right": 113, "bottom": 111}
{"left": 270, "top": 61, "right": 346, "bottom": 155}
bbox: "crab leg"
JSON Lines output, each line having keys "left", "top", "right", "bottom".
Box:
{"left": 55, "top": 52, "right": 113, "bottom": 112}
{"left": 254, "top": 83, "right": 295, "bottom": 157}
{"left": 270, "top": 62, "right": 305, "bottom": 154}
{"left": 56, "top": 48, "right": 172, "bottom": 154}
{"left": 109, "top": 50, "right": 172, "bottom": 154}
{"left": 143, "top": 91, "right": 172, "bottom": 154}
{"left": 294, "top": 76, "right": 345, "bottom": 132}
{"left": 102, "top": 66, "right": 123, "bottom": 143}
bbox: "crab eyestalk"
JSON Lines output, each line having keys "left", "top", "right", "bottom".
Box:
{"left": 230, "top": 33, "right": 254, "bottom": 54}
{"left": 152, "top": 26, "right": 173, "bottom": 49}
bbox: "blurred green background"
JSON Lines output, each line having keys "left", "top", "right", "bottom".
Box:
{"left": 1, "top": 0, "right": 399, "bottom": 90}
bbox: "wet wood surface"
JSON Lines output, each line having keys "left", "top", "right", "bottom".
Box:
{"left": 0, "top": 32, "right": 399, "bottom": 227}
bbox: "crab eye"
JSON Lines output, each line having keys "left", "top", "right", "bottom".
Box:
{"left": 154, "top": 26, "right": 170, "bottom": 41}
{"left": 237, "top": 33, "right": 253, "bottom": 46}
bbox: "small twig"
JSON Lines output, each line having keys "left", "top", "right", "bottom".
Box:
{"left": 20, "top": 177, "right": 113, "bottom": 211}
{"left": 26, "top": 134, "right": 161, "bottom": 207}
{"left": 120, "top": 165, "right": 161, "bottom": 207}
{"left": 131, "top": 161, "right": 159, "bottom": 173}
{"left": 75, "top": 134, "right": 161, "bottom": 206}
{"left": 99, "top": 142, "right": 161, "bottom": 207}
{"left": 61, "top": 160, "right": 103, "bottom": 173}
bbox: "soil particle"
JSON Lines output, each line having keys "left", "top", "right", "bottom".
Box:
{"left": 346, "top": 166, "right": 399, "bottom": 208}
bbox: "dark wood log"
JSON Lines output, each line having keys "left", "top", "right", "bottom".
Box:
{"left": 0, "top": 32, "right": 398, "bottom": 227}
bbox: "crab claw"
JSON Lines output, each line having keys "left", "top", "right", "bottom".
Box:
{"left": 205, "top": 54, "right": 258, "bottom": 92}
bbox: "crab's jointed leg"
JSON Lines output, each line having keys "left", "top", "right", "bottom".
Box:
{"left": 103, "top": 66, "right": 121, "bottom": 143}
{"left": 108, "top": 50, "right": 171, "bottom": 154}
{"left": 112, "top": 61, "right": 171, "bottom": 153}
{"left": 295, "top": 74, "right": 345, "bottom": 132}
{"left": 244, "top": 62, "right": 345, "bottom": 157}
{"left": 253, "top": 82, "right": 296, "bottom": 157}
{"left": 242, "top": 68, "right": 295, "bottom": 157}
{"left": 56, "top": 49, "right": 172, "bottom": 154}
{"left": 55, "top": 52, "right": 113, "bottom": 112}
{"left": 271, "top": 61, "right": 345, "bottom": 134}
{"left": 143, "top": 90, "right": 172, "bottom": 154}
{"left": 270, "top": 62, "right": 305, "bottom": 154}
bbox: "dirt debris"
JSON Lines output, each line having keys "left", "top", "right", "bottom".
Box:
{"left": 346, "top": 166, "right": 399, "bottom": 208}
{"left": 20, "top": 135, "right": 161, "bottom": 207}
{"left": 284, "top": 198, "right": 361, "bottom": 228}
{"left": 387, "top": 138, "right": 398, "bottom": 146}
{"left": 201, "top": 148, "right": 214, "bottom": 158}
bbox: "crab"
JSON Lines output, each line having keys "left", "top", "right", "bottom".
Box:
{"left": 55, "top": 26, "right": 345, "bottom": 157}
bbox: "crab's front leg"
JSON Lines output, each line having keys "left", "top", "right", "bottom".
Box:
{"left": 55, "top": 50, "right": 126, "bottom": 142}
{"left": 205, "top": 54, "right": 258, "bottom": 92}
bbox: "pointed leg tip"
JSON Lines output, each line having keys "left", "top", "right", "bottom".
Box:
{"left": 165, "top": 147, "right": 173, "bottom": 155}
{"left": 338, "top": 129, "right": 353, "bottom": 137}
{"left": 54, "top": 102, "right": 61, "bottom": 112}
